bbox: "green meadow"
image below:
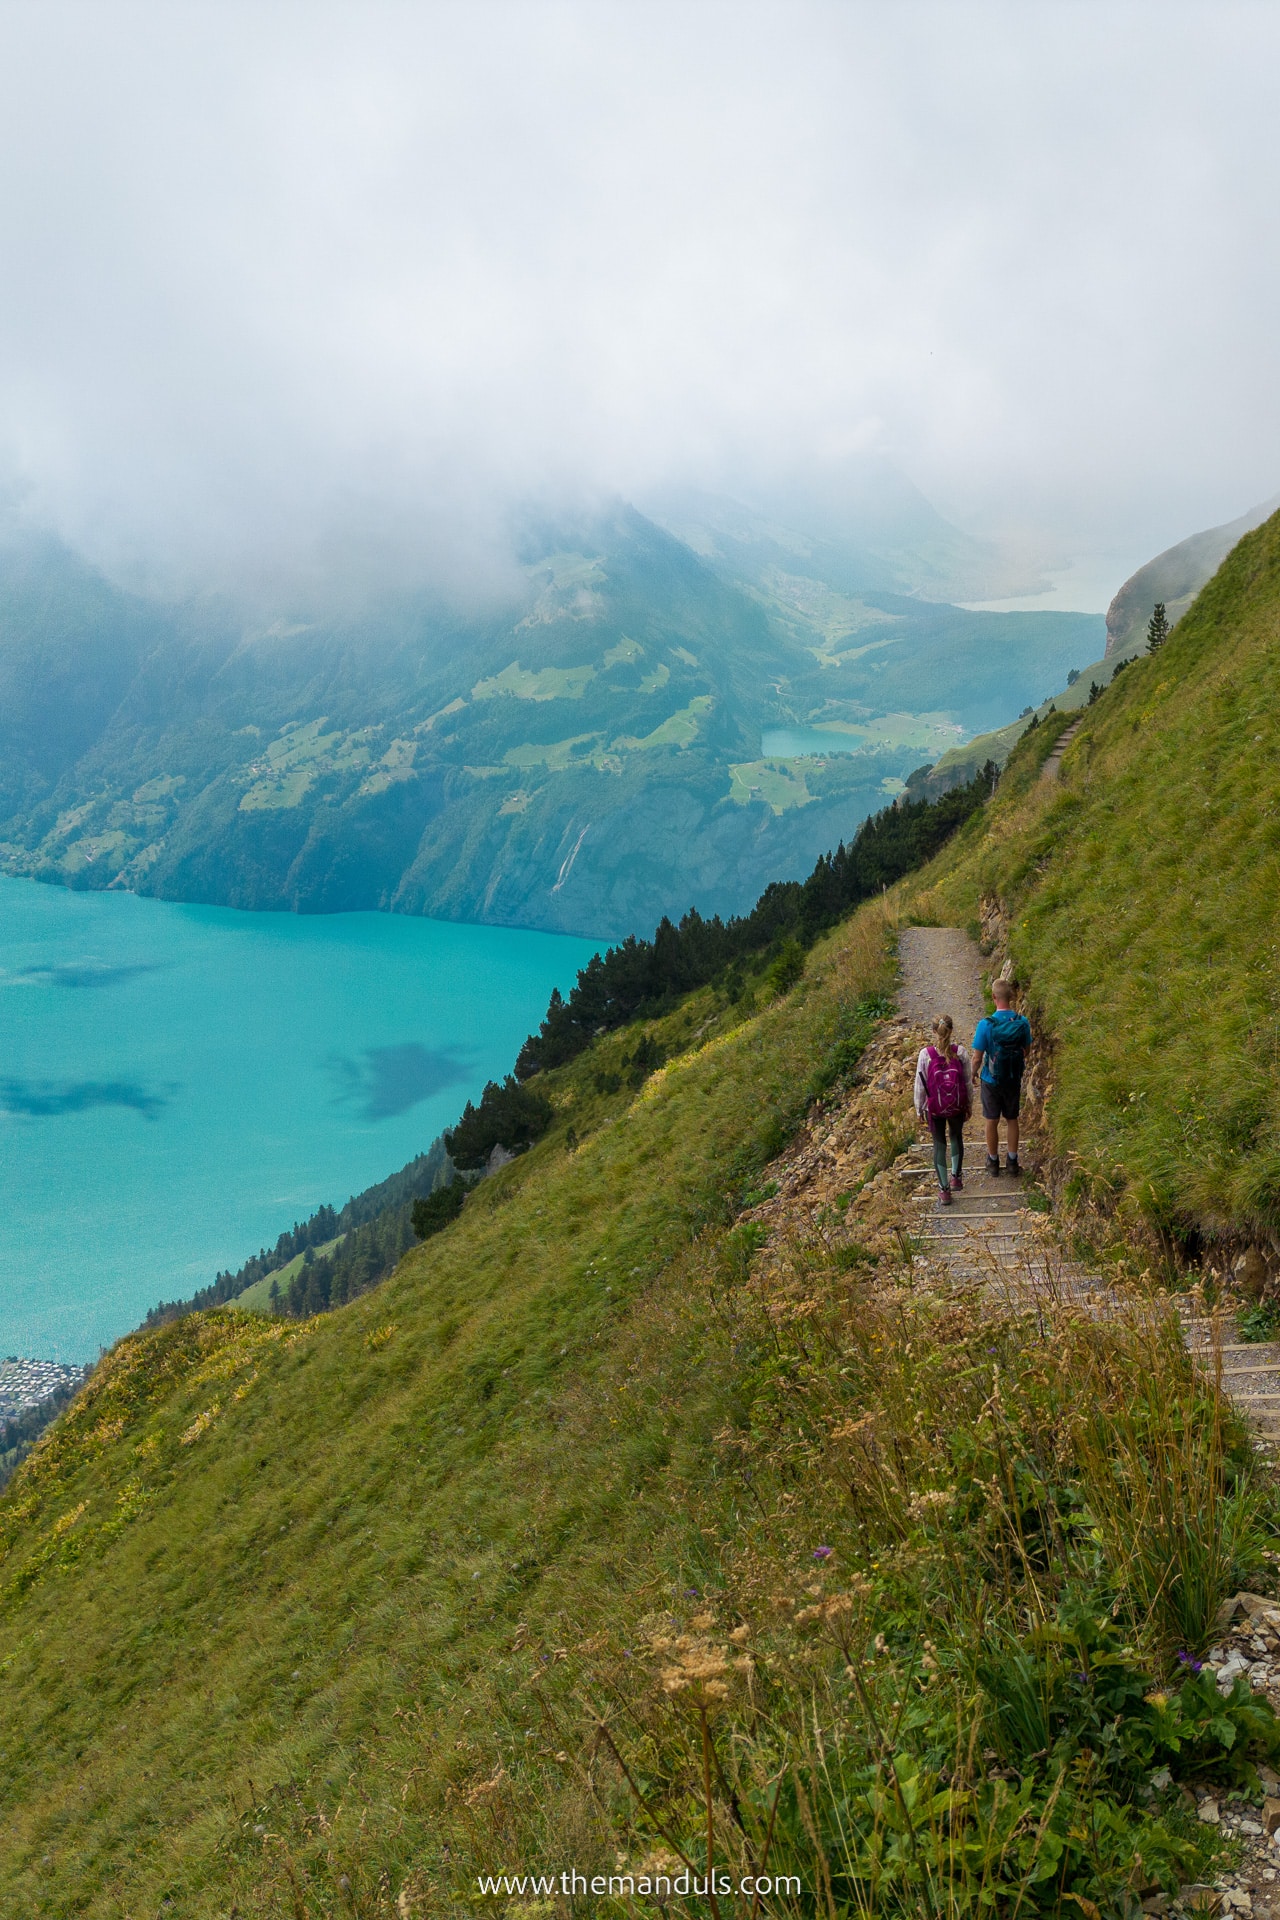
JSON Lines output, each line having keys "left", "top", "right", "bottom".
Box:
{"left": 4, "top": 516, "right": 1280, "bottom": 1914}
{"left": 918, "top": 506, "right": 1280, "bottom": 1252}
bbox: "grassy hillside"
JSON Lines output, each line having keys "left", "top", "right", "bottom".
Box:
{"left": 914, "top": 505, "right": 1280, "bottom": 1252}
{"left": 1103, "top": 494, "right": 1279, "bottom": 658}
{"left": 4, "top": 884, "right": 1267, "bottom": 1918}
{"left": 7, "top": 515, "right": 1280, "bottom": 1912}
{"left": 0, "top": 909, "right": 899, "bottom": 1914}
{"left": 906, "top": 498, "right": 1280, "bottom": 802}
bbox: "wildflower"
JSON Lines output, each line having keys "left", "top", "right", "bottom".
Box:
{"left": 907, "top": 1488, "right": 956, "bottom": 1522}
{"left": 1176, "top": 1650, "right": 1204, "bottom": 1674}
{"left": 635, "top": 1850, "right": 683, "bottom": 1878}
{"left": 812, "top": 1544, "right": 834, "bottom": 1561}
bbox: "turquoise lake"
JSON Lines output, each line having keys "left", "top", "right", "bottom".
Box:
{"left": 760, "top": 726, "right": 867, "bottom": 758}
{"left": 0, "top": 877, "right": 599, "bottom": 1362}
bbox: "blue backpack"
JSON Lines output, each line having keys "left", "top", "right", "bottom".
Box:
{"left": 985, "top": 1010, "right": 1029, "bottom": 1085}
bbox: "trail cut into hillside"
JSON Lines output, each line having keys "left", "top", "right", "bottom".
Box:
{"left": 891, "top": 924, "right": 1280, "bottom": 1914}
{"left": 4, "top": 509, "right": 1280, "bottom": 1915}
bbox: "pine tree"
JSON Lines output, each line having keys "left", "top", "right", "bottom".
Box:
{"left": 1147, "top": 601, "right": 1170, "bottom": 653}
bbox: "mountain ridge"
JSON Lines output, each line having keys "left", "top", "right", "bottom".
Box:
{"left": 1104, "top": 492, "right": 1280, "bottom": 657}
{"left": 0, "top": 501, "right": 1096, "bottom": 937}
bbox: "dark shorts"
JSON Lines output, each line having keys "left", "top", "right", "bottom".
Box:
{"left": 980, "top": 1076, "right": 1022, "bottom": 1121}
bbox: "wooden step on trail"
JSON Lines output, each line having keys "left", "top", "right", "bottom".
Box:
{"left": 904, "top": 1158, "right": 1274, "bottom": 1443}
{"left": 1040, "top": 717, "right": 1085, "bottom": 784}
{"left": 892, "top": 931, "right": 1271, "bottom": 1451}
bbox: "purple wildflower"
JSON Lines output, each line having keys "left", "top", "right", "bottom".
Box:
{"left": 813, "top": 1545, "right": 834, "bottom": 1561}
{"left": 1176, "top": 1650, "right": 1204, "bottom": 1674}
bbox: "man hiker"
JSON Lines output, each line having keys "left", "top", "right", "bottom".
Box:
{"left": 971, "top": 978, "right": 1032, "bottom": 1176}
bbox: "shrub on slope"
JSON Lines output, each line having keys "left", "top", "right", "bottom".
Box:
{"left": 918, "top": 506, "right": 1280, "bottom": 1247}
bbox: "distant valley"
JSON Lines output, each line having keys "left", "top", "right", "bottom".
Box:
{"left": 0, "top": 492, "right": 1100, "bottom": 936}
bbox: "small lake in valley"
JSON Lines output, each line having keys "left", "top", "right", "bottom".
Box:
{"left": 0, "top": 876, "right": 599, "bottom": 1360}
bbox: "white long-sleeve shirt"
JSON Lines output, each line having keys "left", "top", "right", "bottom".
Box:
{"left": 914, "top": 1044, "right": 972, "bottom": 1120}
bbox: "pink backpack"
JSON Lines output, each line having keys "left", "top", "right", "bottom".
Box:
{"left": 924, "top": 1045, "right": 967, "bottom": 1118}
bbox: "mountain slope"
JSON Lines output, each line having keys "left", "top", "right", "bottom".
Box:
{"left": 909, "top": 497, "right": 1280, "bottom": 801}
{"left": 6, "top": 505, "right": 1280, "bottom": 1903}
{"left": 1104, "top": 493, "right": 1279, "bottom": 657}
{"left": 0, "top": 905, "right": 898, "bottom": 1914}
{"left": 0, "top": 508, "right": 1099, "bottom": 936}
{"left": 917, "top": 504, "right": 1280, "bottom": 1247}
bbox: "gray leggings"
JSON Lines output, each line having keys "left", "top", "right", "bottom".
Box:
{"left": 930, "top": 1114, "right": 965, "bottom": 1187}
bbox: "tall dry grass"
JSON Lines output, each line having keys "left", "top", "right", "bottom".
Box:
{"left": 450, "top": 1219, "right": 1274, "bottom": 1916}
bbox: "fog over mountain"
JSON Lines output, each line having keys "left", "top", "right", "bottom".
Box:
{"left": 0, "top": 1, "right": 1276, "bottom": 601}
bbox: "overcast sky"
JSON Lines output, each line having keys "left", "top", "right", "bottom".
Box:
{"left": 0, "top": 1, "right": 1276, "bottom": 602}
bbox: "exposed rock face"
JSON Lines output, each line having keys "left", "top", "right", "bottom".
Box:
{"left": 1104, "top": 498, "right": 1280, "bottom": 658}
{"left": 1234, "top": 1247, "right": 1272, "bottom": 1300}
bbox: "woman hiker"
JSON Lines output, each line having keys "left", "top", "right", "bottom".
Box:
{"left": 914, "top": 1014, "right": 971, "bottom": 1207}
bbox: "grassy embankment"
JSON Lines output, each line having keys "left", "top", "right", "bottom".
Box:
{"left": 0, "top": 908, "right": 898, "bottom": 1915}
{"left": 913, "top": 505, "right": 1280, "bottom": 1260}
{"left": 3, "top": 517, "right": 1280, "bottom": 1915}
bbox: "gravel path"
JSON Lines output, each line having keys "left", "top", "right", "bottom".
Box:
{"left": 897, "top": 925, "right": 986, "bottom": 1043}
{"left": 896, "top": 922, "right": 1280, "bottom": 1914}
{"left": 1039, "top": 715, "right": 1083, "bottom": 783}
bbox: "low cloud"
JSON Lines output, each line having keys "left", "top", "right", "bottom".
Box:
{"left": 0, "top": 3, "right": 1275, "bottom": 589}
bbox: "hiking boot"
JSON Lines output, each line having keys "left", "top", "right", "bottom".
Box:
{"left": 936, "top": 1186, "right": 952, "bottom": 1207}
{"left": 986, "top": 1155, "right": 1001, "bottom": 1176}
{"left": 1005, "top": 1156, "right": 1021, "bottom": 1176}
{"left": 950, "top": 1173, "right": 964, "bottom": 1191}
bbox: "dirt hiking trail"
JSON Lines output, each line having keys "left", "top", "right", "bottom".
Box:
{"left": 896, "top": 922, "right": 1280, "bottom": 1910}
{"left": 897, "top": 924, "right": 1071, "bottom": 1286}
{"left": 1040, "top": 714, "right": 1084, "bottom": 782}
{"left": 898, "top": 922, "right": 1280, "bottom": 1439}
